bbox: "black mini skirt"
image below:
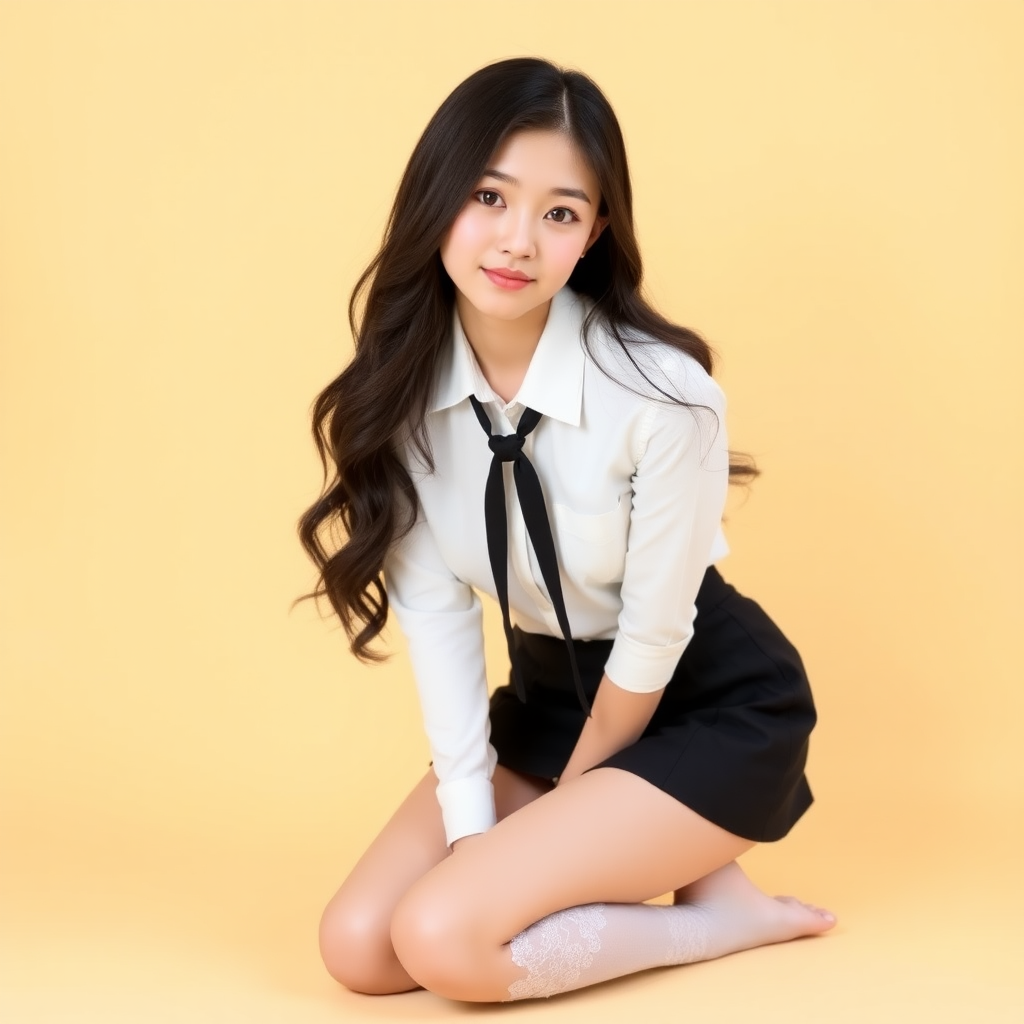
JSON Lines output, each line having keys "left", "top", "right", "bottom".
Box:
{"left": 488, "top": 566, "right": 816, "bottom": 842}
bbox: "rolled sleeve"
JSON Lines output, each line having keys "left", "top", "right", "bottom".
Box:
{"left": 384, "top": 514, "right": 498, "bottom": 845}
{"left": 605, "top": 386, "right": 730, "bottom": 693}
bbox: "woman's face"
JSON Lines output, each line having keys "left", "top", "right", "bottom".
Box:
{"left": 440, "top": 130, "right": 607, "bottom": 328}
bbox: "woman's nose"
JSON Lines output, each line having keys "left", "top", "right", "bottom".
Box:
{"left": 498, "top": 212, "right": 537, "bottom": 259}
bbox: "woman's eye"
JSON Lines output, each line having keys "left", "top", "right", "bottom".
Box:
{"left": 547, "top": 207, "right": 578, "bottom": 224}
{"left": 475, "top": 190, "right": 503, "bottom": 207}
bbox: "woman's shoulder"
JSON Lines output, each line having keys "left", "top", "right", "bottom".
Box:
{"left": 581, "top": 302, "right": 725, "bottom": 412}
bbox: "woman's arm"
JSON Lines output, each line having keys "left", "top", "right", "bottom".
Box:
{"left": 556, "top": 362, "right": 730, "bottom": 785}
{"left": 384, "top": 513, "right": 498, "bottom": 847}
{"left": 557, "top": 674, "right": 664, "bottom": 785}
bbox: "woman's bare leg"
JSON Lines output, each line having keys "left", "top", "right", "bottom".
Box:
{"left": 389, "top": 767, "right": 835, "bottom": 1002}
{"left": 318, "top": 765, "right": 552, "bottom": 994}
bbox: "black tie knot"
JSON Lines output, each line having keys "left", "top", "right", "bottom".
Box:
{"left": 488, "top": 433, "right": 525, "bottom": 461}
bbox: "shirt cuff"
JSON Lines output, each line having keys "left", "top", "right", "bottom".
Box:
{"left": 604, "top": 629, "right": 692, "bottom": 693}
{"left": 436, "top": 775, "right": 497, "bottom": 846}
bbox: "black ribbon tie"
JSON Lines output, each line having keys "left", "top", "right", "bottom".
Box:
{"left": 468, "top": 395, "right": 590, "bottom": 716}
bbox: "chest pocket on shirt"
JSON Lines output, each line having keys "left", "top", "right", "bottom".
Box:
{"left": 552, "top": 494, "right": 633, "bottom": 586}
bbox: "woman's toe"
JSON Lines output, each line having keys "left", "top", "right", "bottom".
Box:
{"left": 771, "top": 895, "right": 836, "bottom": 936}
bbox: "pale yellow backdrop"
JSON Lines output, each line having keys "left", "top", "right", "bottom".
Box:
{"left": 1, "top": 1, "right": 1021, "bottom": 1022}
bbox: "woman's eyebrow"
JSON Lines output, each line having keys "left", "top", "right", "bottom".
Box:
{"left": 481, "top": 169, "right": 592, "bottom": 205}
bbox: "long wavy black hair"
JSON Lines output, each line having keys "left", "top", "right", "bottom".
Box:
{"left": 297, "top": 57, "right": 756, "bottom": 660}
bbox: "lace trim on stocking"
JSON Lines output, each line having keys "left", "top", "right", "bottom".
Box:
{"left": 663, "top": 904, "right": 711, "bottom": 964}
{"left": 507, "top": 904, "right": 608, "bottom": 1000}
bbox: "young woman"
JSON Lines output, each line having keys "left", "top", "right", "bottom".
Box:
{"left": 299, "top": 57, "right": 835, "bottom": 1003}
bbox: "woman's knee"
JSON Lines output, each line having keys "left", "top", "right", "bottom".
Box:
{"left": 318, "top": 893, "right": 405, "bottom": 994}
{"left": 390, "top": 883, "right": 492, "bottom": 998}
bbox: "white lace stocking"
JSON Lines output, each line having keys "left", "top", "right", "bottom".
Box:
{"left": 507, "top": 901, "right": 711, "bottom": 1000}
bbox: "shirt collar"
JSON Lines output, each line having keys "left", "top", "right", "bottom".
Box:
{"left": 429, "top": 286, "right": 588, "bottom": 427}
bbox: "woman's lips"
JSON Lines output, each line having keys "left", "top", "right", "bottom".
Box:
{"left": 483, "top": 268, "right": 533, "bottom": 290}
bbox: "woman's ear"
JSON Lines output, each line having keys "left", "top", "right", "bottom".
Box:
{"left": 583, "top": 215, "right": 609, "bottom": 256}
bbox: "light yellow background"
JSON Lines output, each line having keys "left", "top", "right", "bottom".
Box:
{"left": 1, "top": 1, "right": 1021, "bottom": 1021}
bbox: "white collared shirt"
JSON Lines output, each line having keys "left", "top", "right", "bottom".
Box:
{"left": 383, "top": 286, "right": 731, "bottom": 845}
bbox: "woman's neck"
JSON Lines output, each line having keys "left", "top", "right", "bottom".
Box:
{"left": 456, "top": 295, "right": 551, "bottom": 404}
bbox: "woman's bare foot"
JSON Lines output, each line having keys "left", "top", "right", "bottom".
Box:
{"left": 673, "top": 861, "right": 836, "bottom": 961}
